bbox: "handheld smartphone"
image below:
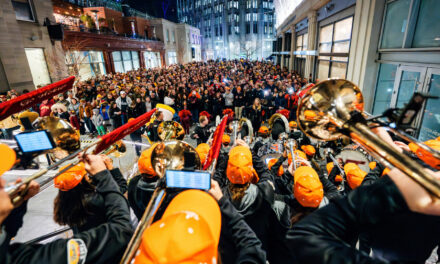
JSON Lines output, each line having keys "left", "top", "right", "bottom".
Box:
{"left": 166, "top": 170, "right": 211, "bottom": 190}
{"left": 14, "top": 130, "right": 55, "bottom": 153}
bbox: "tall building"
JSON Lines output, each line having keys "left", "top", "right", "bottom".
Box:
{"left": 177, "top": 0, "right": 275, "bottom": 60}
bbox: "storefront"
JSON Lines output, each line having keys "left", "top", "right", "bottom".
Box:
{"left": 65, "top": 50, "right": 106, "bottom": 81}
{"left": 167, "top": 51, "right": 177, "bottom": 65}
{"left": 143, "top": 51, "right": 162, "bottom": 69}
{"left": 294, "top": 18, "right": 308, "bottom": 77}
{"left": 112, "top": 51, "right": 140, "bottom": 73}
{"left": 371, "top": 0, "right": 440, "bottom": 141}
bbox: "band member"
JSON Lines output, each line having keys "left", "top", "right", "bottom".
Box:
{"left": 191, "top": 115, "right": 210, "bottom": 145}
{"left": 146, "top": 111, "right": 163, "bottom": 142}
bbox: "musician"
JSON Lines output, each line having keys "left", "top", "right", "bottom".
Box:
{"left": 127, "top": 144, "right": 159, "bottom": 220}
{"left": 191, "top": 115, "right": 210, "bottom": 145}
{"left": 213, "top": 141, "right": 295, "bottom": 263}
{"left": 146, "top": 111, "right": 163, "bottom": 142}
{"left": 53, "top": 157, "right": 127, "bottom": 233}
{"left": 3, "top": 154, "right": 133, "bottom": 264}
{"left": 133, "top": 188, "right": 266, "bottom": 264}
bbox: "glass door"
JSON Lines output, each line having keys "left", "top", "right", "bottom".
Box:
{"left": 418, "top": 68, "right": 440, "bottom": 141}
{"left": 390, "top": 66, "right": 426, "bottom": 108}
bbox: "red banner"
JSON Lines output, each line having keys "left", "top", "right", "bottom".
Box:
{"left": 0, "top": 76, "right": 75, "bottom": 122}
{"left": 203, "top": 115, "right": 228, "bottom": 170}
{"left": 93, "top": 109, "right": 156, "bottom": 154}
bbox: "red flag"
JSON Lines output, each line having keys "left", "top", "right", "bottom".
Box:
{"left": 93, "top": 109, "right": 156, "bottom": 154}
{"left": 0, "top": 76, "right": 75, "bottom": 121}
{"left": 203, "top": 115, "right": 228, "bottom": 170}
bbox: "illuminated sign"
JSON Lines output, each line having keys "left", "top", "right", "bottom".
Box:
{"left": 274, "top": 0, "right": 303, "bottom": 28}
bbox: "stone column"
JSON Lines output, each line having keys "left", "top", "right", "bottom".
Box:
{"left": 289, "top": 25, "right": 296, "bottom": 71}
{"left": 305, "top": 11, "right": 317, "bottom": 79}
{"left": 280, "top": 32, "right": 285, "bottom": 68}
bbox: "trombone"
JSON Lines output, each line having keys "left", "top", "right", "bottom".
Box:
{"left": 297, "top": 79, "right": 440, "bottom": 198}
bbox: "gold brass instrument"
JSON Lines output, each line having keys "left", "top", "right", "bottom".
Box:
{"left": 120, "top": 140, "right": 201, "bottom": 264}
{"left": 268, "top": 113, "right": 290, "bottom": 141}
{"left": 6, "top": 116, "right": 82, "bottom": 206}
{"left": 297, "top": 79, "right": 440, "bottom": 198}
{"left": 157, "top": 121, "right": 185, "bottom": 141}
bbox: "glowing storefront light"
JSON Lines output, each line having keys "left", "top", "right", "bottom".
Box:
{"left": 274, "top": 0, "right": 303, "bottom": 28}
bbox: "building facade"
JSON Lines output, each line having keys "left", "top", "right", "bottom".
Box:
{"left": 149, "top": 18, "right": 202, "bottom": 65}
{"left": 177, "top": 0, "right": 276, "bottom": 60}
{"left": 0, "top": 0, "right": 68, "bottom": 93}
{"left": 274, "top": 0, "right": 440, "bottom": 141}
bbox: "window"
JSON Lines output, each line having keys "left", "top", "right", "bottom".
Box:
{"left": 65, "top": 50, "right": 106, "bottom": 81}
{"left": 166, "top": 29, "right": 170, "bottom": 42}
{"left": 246, "top": 23, "right": 251, "bottom": 34}
{"left": 316, "top": 16, "right": 353, "bottom": 80}
{"left": 412, "top": 0, "right": 440, "bottom": 48}
{"left": 246, "top": 13, "right": 251, "bottom": 22}
{"left": 24, "top": 48, "right": 51, "bottom": 87}
{"left": 253, "top": 13, "right": 258, "bottom": 21}
{"left": 372, "top": 64, "right": 398, "bottom": 115}
{"left": 253, "top": 23, "right": 258, "bottom": 34}
{"left": 380, "top": 0, "right": 410, "bottom": 49}
{"left": 172, "top": 30, "right": 175, "bottom": 43}
{"left": 252, "top": 0, "right": 257, "bottom": 8}
{"left": 112, "top": 51, "right": 138, "bottom": 73}
{"left": 246, "top": 0, "right": 251, "bottom": 9}
{"left": 168, "top": 51, "right": 177, "bottom": 65}
{"left": 11, "top": 0, "right": 35, "bottom": 21}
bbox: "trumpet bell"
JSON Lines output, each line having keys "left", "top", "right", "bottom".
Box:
{"left": 33, "top": 116, "right": 81, "bottom": 159}
{"left": 151, "top": 140, "right": 201, "bottom": 176}
{"left": 297, "top": 79, "right": 364, "bottom": 141}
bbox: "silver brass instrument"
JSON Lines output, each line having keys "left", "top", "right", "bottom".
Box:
{"left": 297, "top": 79, "right": 440, "bottom": 198}
{"left": 238, "top": 118, "right": 253, "bottom": 145}
{"left": 286, "top": 139, "right": 297, "bottom": 170}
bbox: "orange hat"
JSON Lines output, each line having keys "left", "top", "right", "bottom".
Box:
{"left": 344, "top": 163, "right": 367, "bottom": 189}
{"left": 335, "top": 175, "right": 343, "bottom": 183}
{"left": 267, "top": 158, "right": 284, "bottom": 177}
{"left": 301, "top": 145, "right": 316, "bottom": 157}
{"left": 226, "top": 146, "right": 258, "bottom": 184}
{"left": 128, "top": 118, "right": 135, "bottom": 123}
{"left": 54, "top": 163, "right": 86, "bottom": 191}
{"left": 195, "top": 143, "right": 210, "bottom": 166}
{"left": 0, "top": 144, "right": 16, "bottom": 176}
{"left": 409, "top": 139, "right": 440, "bottom": 170}
{"left": 304, "top": 110, "right": 317, "bottom": 121}
{"left": 138, "top": 144, "right": 158, "bottom": 176}
{"left": 289, "top": 121, "right": 297, "bottom": 129}
{"left": 134, "top": 190, "right": 221, "bottom": 264}
{"left": 326, "top": 162, "right": 334, "bottom": 175}
{"left": 382, "top": 167, "right": 391, "bottom": 176}
{"left": 258, "top": 125, "right": 270, "bottom": 137}
{"left": 369, "top": 161, "right": 377, "bottom": 170}
{"left": 222, "top": 134, "right": 231, "bottom": 145}
{"left": 293, "top": 166, "right": 324, "bottom": 208}
{"left": 288, "top": 150, "right": 307, "bottom": 165}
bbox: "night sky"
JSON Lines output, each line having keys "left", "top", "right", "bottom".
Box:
{"left": 128, "top": 0, "right": 178, "bottom": 22}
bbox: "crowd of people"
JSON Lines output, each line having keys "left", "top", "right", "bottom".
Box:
{"left": 1, "top": 60, "right": 310, "bottom": 140}
{"left": 1, "top": 60, "right": 440, "bottom": 264}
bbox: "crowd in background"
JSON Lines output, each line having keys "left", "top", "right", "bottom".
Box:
{"left": 0, "top": 60, "right": 315, "bottom": 139}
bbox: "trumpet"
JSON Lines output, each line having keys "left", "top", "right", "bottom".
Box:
{"left": 286, "top": 139, "right": 298, "bottom": 170}
{"left": 297, "top": 79, "right": 440, "bottom": 198}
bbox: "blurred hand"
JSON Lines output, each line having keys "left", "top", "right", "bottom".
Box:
{"left": 394, "top": 141, "right": 411, "bottom": 152}
{"left": 287, "top": 162, "right": 295, "bottom": 176}
{"left": 235, "top": 139, "right": 249, "bottom": 149}
{"left": 100, "top": 154, "right": 114, "bottom": 170}
{"left": 208, "top": 180, "right": 223, "bottom": 201}
{"left": 0, "top": 178, "right": 13, "bottom": 224}
{"left": 79, "top": 153, "right": 107, "bottom": 175}
{"left": 371, "top": 127, "right": 402, "bottom": 153}
{"left": 193, "top": 134, "right": 199, "bottom": 139}
{"left": 388, "top": 168, "right": 440, "bottom": 215}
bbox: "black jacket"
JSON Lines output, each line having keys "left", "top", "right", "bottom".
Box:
{"left": 214, "top": 152, "right": 296, "bottom": 264}
{"left": 4, "top": 170, "right": 133, "bottom": 264}
{"left": 127, "top": 174, "right": 159, "bottom": 220}
{"left": 286, "top": 175, "right": 440, "bottom": 263}
{"left": 191, "top": 124, "right": 210, "bottom": 145}
{"left": 218, "top": 196, "right": 266, "bottom": 264}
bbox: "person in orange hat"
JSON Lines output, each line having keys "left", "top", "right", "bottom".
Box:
{"left": 293, "top": 166, "right": 324, "bottom": 208}
{"left": 128, "top": 143, "right": 160, "bottom": 220}
{"left": 301, "top": 145, "right": 316, "bottom": 159}
{"left": 222, "top": 133, "right": 231, "bottom": 147}
{"left": 195, "top": 143, "right": 210, "bottom": 166}
{"left": 344, "top": 163, "right": 367, "bottom": 190}
{"left": 3, "top": 153, "right": 133, "bottom": 264}
{"left": 214, "top": 140, "right": 296, "bottom": 263}
{"left": 135, "top": 185, "right": 267, "bottom": 264}
{"left": 268, "top": 158, "right": 284, "bottom": 177}
{"left": 257, "top": 124, "right": 271, "bottom": 138}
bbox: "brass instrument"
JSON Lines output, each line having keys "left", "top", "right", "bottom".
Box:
{"left": 268, "top": 113, "right": 290, "bottom": 141}
{"left": 286, "top": 139, "right": 298, "bottom": 170}
{"left": 297, "top": 79, "right": 440, "bottom": 198}
{"left": 238, "top": 118, "right": 254, "bottom": 145}
{"left": 120, "top": 140, "right": 201, "bottom": 264}
{"left": 230, "top": 120, "right": 239, "bottom": 146}
{"left": 157, "top": 121, "right": 185, "bottom": 141}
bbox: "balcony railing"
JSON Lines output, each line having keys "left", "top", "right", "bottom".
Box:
{"left": 61, "top": 24, "right": 162, "bottom": 42}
